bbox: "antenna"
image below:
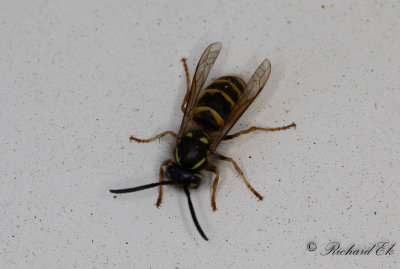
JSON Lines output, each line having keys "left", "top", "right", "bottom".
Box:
{"left": 184, "top": 186, "right": 209, "bottom": 241}
{"left": 110, "top": 181, "right": 174, "bottom": 194}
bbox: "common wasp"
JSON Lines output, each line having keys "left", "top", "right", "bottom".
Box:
{"left": 110, "top": 42, "right": 296, "bottom": 241}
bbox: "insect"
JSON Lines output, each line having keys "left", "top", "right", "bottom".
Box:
{"left": 110, "top": 42, "right": 296, "bottom": 241}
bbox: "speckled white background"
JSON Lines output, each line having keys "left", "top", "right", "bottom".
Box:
{"left": 1, "top": 0, "right": 399, "bottom": 268}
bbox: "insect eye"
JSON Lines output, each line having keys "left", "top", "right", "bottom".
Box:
{"left": 188, "top": 173, "right": 202, "bottom": 188}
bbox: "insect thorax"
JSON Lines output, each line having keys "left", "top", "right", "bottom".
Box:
{"left": 193, "top": 76, "right": 245, "bottom": 131}
{"left": 174, "top": 130, "right": 210, "bottom": 170}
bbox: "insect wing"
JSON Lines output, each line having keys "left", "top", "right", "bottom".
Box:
{"left": 210, "top": 59, "right": 272, "bottom": 151}
{"left": 177, "top": 42, "right": 222, "bottom": 138}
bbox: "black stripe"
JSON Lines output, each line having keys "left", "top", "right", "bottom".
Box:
{"left": 193, "top": 109, "right": 221, "bottom": 131}
{"left": 218, "top": 76, "right": 245, "bottom": 93}
{"left": 204, "top": 81, "right": 239, "bottom": 102}
{"left": 197, "top": 91, "right": 232, "bottom": 120}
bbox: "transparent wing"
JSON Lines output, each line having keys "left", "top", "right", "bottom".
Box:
{"left": 210, "top": 58, "right": 271, "bottom": 151}
{"left": 177, "top": 42, "right": 222, "bottom": 138}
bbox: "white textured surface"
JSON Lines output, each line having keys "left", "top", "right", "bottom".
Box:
{"left": 1, "top": 0, "right": 399, "bottom": 268}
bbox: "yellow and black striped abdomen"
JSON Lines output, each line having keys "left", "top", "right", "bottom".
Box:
{"left": 193, "top": 76, "right": 245, "bottom": 131}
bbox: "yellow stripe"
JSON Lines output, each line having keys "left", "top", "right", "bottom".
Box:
{"left": 200, "top": 137, "right": 209, "bottom": 144}
{"left": 175, "top": 147, "right": 180, "bottom": 165}
{"left": 193, "top": 107, "right": 225, "bottom": 127}
{"left": 213, "top": 79, "right": 242, "bottom": 96}
{"left": 200, "top": 89, "right": 235, "bottom": 109}
{"left": 191, "top": 157, "right": 206, "bottom": 170}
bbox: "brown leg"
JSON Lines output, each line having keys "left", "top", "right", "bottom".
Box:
{"left": 207, "top": 166, "right": 220, "bottom": 211}
{"left": 224, "top": 122, "right": 296, "bottom": 140}
{"left": 130, "top": 131, "right": 177, "bottom": 143}
{"left": 180, "top": 58, "right": 191, "bottom": 113}
{"left": 156, "top": 159, "right": 172, "bottom": 207}
{"left": 214, "top": 153, "right": 263, "bottom": 201}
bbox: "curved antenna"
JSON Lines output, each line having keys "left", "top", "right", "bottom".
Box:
{"left": 183, "top": 186, "right": 209, "bottom": 241}
{"left": 110, "top": 181, "right": 174, "bottom": 194}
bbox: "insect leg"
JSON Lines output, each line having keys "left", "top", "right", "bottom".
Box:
{"left": 180, "top": 58, "right": 191, "bottom": 113}
{"left": 223, "top": 122, "right": 296, "bottom": 140}
{"left": 214, "top": 153, "right": 263, "bottom": 201}
{"left": 156, "top": 159, "right": 173, "bottom": 207}
{"left": 206, "top": 166, "right": 220, "bottom": 211}
{"left": 130, "top": 131, "right": 177, "bottom": 143}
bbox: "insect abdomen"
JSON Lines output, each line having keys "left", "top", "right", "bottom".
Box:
{"left": 193, "top": 76, "right": 245, "bottom": 131}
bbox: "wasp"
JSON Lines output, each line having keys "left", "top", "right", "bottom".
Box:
{"left": 110, "top": 42, "right": 296, "bottom": 241}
